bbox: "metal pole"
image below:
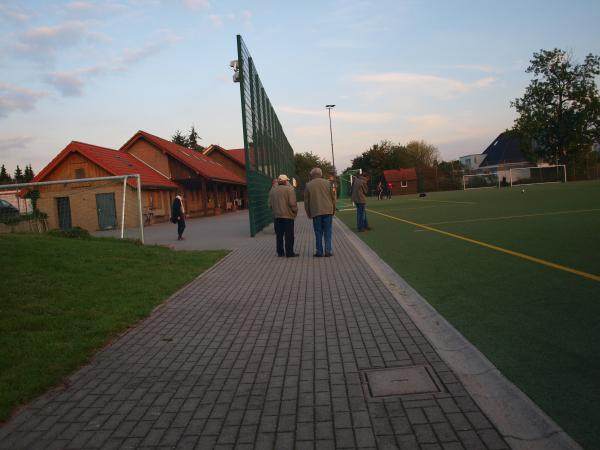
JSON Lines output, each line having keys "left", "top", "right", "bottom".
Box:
{"left": 136, "top": 174, "right": 144, "bottom": 244}
{"left": 327, "top": 106, "right": 335, "bottom": 172}
{"left": 120, "top": 176, "right": 127, "bottom": 239}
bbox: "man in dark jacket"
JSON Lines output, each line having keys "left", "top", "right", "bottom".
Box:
{"left": 351, "top": 173, "right": 371, "bottom": 232}
{"left": 268, "top": 174, "right": 299, "bottom": 257}
{"left": 171, "top": 193, "right": 186, "bottom": 240}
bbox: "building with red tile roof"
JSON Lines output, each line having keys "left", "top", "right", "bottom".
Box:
{"left": 30, "top": 141, "right": 178, "bottom": 231}
{"left": 203, "top": 145, "right": 246, "bottom": 182}
{"left": 120, "top": 131, "right": 247, "bottom": 217}
{"left": 383, "top": 168, "right": 418, "bottom": 195}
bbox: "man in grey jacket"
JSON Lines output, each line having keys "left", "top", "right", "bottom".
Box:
{"left": 351, "top": 172, "right": 371, "bottom": 232}
{"left": 268, "top": 174, "right": 299, "bottom": 257}
{"left": 304, "top": 167, "right": 336, "bottom": 257}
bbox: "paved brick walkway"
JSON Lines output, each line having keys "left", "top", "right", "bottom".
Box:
{"left": 0, "top": 213, "right": 509, "bottom": 449}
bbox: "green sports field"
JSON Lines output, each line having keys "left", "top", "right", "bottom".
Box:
{"left": 337, "top": 180, "right": 600, "bottom": 449}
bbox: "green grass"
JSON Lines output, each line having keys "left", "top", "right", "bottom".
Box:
{"left": 0, "top": 234, "right": 227, "bottom": 422}
{"left": 338, "top": 181, "right": 600, "bottom": 449}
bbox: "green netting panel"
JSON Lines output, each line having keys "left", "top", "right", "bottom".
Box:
{"left": 237, "top": 35, "right": 295, "bottom": 236}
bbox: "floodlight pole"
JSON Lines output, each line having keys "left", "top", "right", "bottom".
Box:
{"left": 326, "top": 105, "right": 336, "bottom": 173}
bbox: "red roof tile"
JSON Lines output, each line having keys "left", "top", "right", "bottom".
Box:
{"left": 121, "top": 131, "right": 246, "bottom": 185}
{"left": 33, "top": 141, "right": 177, "bottom": 189}
{"left": 226, "top": 148, "right": 246, "bottom": 166}
{"left": 383, "top": 168, "right": 417, "bottom": 182}
{"left": 203, "top": 145, "right": 246, "bottom": 168}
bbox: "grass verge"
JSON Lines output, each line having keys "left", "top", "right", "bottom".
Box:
{"left": 0, "top": 233, "right": 227, "bottom": 422}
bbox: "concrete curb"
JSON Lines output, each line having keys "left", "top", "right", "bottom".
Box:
{"left": 335, "top": 216, "right": 582, "bottom": 450}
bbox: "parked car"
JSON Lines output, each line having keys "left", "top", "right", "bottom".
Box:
{"left": 0, "top": 199, "right": 19, "bottom": 219}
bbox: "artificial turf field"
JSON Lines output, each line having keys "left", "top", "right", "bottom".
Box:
{"left": 337, "top": 180, "right": 600, "bottom": 449}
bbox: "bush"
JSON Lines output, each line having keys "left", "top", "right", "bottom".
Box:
{"left": 47, "top": 227, "right": 91, "bottom": 239}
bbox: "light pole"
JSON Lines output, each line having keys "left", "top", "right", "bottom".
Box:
{"left": 325, "top": 104, "right": 336, "bottom": 173}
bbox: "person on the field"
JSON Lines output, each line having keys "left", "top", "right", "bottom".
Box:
{"left": 304, "top": 167, "right": 336, "bottom": 257}
{"left": 386, "top": 181, "right": 393, "bottom": 199}
{"left": 352, "top": 173, "right": 371, "bottom": 232}
{"left": 268, "top": 174, "right": 299, "bottom": 257}
{"left": 171, "top": 193, "right": 186, "bottom": 240}
{"left": 376, "top": 180, "right": 384, "bottom": 200}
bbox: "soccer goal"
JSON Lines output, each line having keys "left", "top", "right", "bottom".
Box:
{"left": 509, "top": 165, "right": 567, "bottom": 187}
{"left": 0, "top": 174, "right": 145, "bottom": 243}
{"left": 462, "top": 173, "right": 500, "bottom": 190}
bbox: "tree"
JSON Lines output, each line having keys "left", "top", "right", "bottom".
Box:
{"left": 511, "top": 48, "right": 600, "bottom": 165}
{"left": 405, "top": 140, "right": 440, "bottom": 168}
{"left": 187, "top": 126, "right": 204, "bottom": 151}
{"left": 14, "top": 165, "right": 24, "bottom": 183}
{"left": 350, "top": 140, "right": 411, "bottom": 180}
{"left": 171, "top": 130, "right": 187, "bottom": 147}
{"left": 24, "top": 164, "right": 35, "bottom": 182}
{"left": 0, "top": 165, "right": 11, "bottom": 184}
{"left": 294, "top": 152, "right": 334, "bottom": 191}
{"left": 171, "top": 126, "right": 205, "bottom": 152}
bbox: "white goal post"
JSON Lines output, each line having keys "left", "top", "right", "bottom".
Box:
{"left": 509, "top": 165, "right": 567, "bottom": 187}
{"left": 0, "top": 174, "right": 144, "bottom": 243}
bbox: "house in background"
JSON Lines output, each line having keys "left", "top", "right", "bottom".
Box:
{"left": 459, "top": 154, "right": 487, "bottom": 171}
{"left": 120, "top": 131, "right": 247, "bottom": 216}
{"left": 478, "top": 132, "right": 531, "bottom": 170}
{"left": 31, "top": 141, "right": 177, "bottom": 231}
{"left": 383, "top": 168, "right": 418, "bottom": 195}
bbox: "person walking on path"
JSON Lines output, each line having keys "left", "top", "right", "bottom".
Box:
{"left": 171, "top": 193, "right": 186, "bottom": 240}
{"left": 304, "top": 167, "right": 336, "bottom": 257}
{"left": 268, "top": 174, "right": 299, "bottom": 257}
{"left": 352, "top": 172, "right": 371, "bottom": 232}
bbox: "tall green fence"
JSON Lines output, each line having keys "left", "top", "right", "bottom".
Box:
{"left": 236, "top": 35, "right": 295, "bottom": 236}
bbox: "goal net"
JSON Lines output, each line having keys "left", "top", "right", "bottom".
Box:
{"left": 463, "top": 173, "right": 499, "bottom": 190}
{"left": 0, "top": 175, "right": 144, "bottom": 243}
{"left": 510, "top": 165, "right": 567, "bottom": 187}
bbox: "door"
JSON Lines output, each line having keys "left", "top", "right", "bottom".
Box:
{"left": 96, "top": 193, "right": 117, "bottom": 230}
{"left": 56, "top": 197, "right": 72, "bottom": 229}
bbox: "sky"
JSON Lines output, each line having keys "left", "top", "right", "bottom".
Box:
{"left": 1, "top": 0, "right": 600, "bottom": 175}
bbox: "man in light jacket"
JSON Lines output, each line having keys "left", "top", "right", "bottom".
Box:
{"left": 268, "top": 174, "right": 299, "bottom": 257}
{"left": 351, "top": 173, "right": 371, "bottom": 232}
{"left": 304, "top": 167, "right": 336, "bottom": 257}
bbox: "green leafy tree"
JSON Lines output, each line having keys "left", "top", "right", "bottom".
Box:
{"left": 0, "top": 165, "right": 11, "bottom": 184}
{"left": 511, "top": 48, "right": 600, "bottom": 165}
{"left": 294, "top": 152, "right": 334, "bottom": 191}
{"left": 14, "top": 165, "right": 24, "bottom": 183}
{"left": 405, "top": 140, "right": 440, "bottom": 168}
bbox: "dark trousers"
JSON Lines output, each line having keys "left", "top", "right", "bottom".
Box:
{"left": 274, "top": 218, "right": 295, "bottom": 256}
{"left": 312, "top": 214, "right": 333, "bottom": 256}
{"left": 177, "top": 217, "right": 186, "bottom": 239}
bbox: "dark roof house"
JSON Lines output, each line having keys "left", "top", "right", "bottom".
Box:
{"left": 479, "top": 132, "right": 530, "bottom": 167}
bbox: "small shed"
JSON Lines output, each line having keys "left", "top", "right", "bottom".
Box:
{"left": 383, "top": 168, "right": 418, "bottom": 195}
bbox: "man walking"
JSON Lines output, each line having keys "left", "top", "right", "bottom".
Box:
{"left": 304, "top": 167, "right": 336, "bottom": 257}
{"left": 268, "top": 174, "right": 299, "bottom": 257}
{"left": 171, "top": 193, "right": 186, "bottom": 240}
{"left": 352, "top": 172, "right": 371, "bottom": 232}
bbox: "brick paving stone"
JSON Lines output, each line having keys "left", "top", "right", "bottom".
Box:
{"left": 0, "top": 214, "right": 511, "bottom": 449}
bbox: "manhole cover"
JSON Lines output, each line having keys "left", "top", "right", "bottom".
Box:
{"left": 365, "top": 365, "right": 441, "bottom": 397}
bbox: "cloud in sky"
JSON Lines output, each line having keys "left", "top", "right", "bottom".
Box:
{"left": 0, "top": 136, "right": 34, "bottom": 153}
{"left": 278, "top": 106, "right": 392, "bottom": 124}
{"left": 208, "top": 11, "right": 252, "bottom": 28}
{"left": 0, "top": 84, "right": 48, "bottom": 118}
{"left": 182, "top": 0, "right": 210, "bottom": 9}
{"left": 65, "top": 1, "right": 129, "bottom": 18}
{"left": 352, "top": 72, "right": 496, "bottom": 99}
{"left": 0, "top": 4, "right": 33, "bottom": 23}
{"left": 15, "top": 21, "right": 89, "bottom": 60}
{"left": 44, "top": 33, "right": 182, "bottom": 97}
